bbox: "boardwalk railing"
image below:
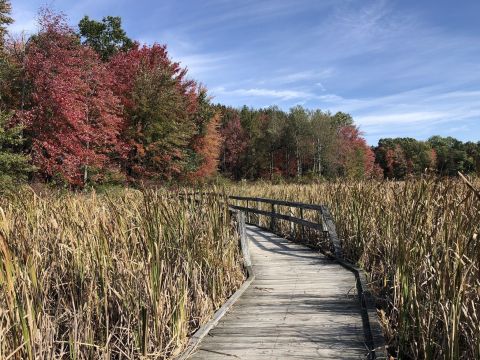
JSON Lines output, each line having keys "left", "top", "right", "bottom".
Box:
{"left": 178, "top": 192, "right": 387, "bottom": 359}
{"left": 229, "top": 195, "right": 343, "bottom": 258}
{"left": 228, "top": 195, "right": 387, "bottom": 360}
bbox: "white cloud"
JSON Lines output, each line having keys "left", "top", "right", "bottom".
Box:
{"left": 214, "top": 87, "right": 315, "bottom": 101}
{"left": 356, "top": 111, "right": 446, "bottom": 126}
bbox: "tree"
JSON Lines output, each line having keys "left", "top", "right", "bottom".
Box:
{"left": 332, "top": 111, "right": 353, "bottom": 128}
{"left": 0, "top": 110, "right": 34, "bottom": 189}
{"left": 187, "top": 89, "right": 222, "bottom": 179}
{"left": 428, "top": 136, "right": 468, "bottom": 176}
{"left": 464, "top": 141, "right": 480, "bottom": 175}
{"left": 219, "top": 109, "right": 248, "bottom": 179}
{"left": 264, "top": 106, "right": 288, "bottom": 178}
{"left": 336, "top": 125, "right": 379, "bottom": 179}
{"left": 288, "top": 106, "right": 312, "bottom": 177}
{"left": 78, "top": 15, "right": 133, "bottom": 61}
{"left": 0, "top": 0, "right": 13, "bottom": 108}
{"left": 310, "top": 110, "right": 336, "bottom": 177}
{"left": 189, "top": 113, "right": 222, "bottom": 179}
{"left": 0, "top": 0, "right": 12, "bottom": 49}
{"left": 21, "top": 11, "right": 124, "bottom": 186}
{"left": 109, "top": 43, "right": 199, "bottom": 180}
{"left": 374, "top": 138, "right": 437, "bottom": 178}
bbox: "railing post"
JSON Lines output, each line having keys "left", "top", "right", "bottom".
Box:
{"left": 235, "top": 210, "right": 251, "bottom": 267}
{"left": 270, "top": 203, "right": 275, "bottom": 231}
{"left": 246, "top": 199, "right": 249, "bottom": 224}
{"left": 300, "top": 207, "right": 305, "bottom": 241}
{"left": 289, "top": 207, "right": 295, "bottom": 238}
{"left": 256, "top": 200, "right": 260, "bottom": 226}
{"left": 321, "top": 206, "right": 342, "bottom": 258}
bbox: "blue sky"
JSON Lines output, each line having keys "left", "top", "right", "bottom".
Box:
{"left": 8, "top": 0, "right": 480, "bottom": 144}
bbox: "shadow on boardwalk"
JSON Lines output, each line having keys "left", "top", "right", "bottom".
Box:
{"left": 190, "top": 225, "right": 369, "bottom": 360}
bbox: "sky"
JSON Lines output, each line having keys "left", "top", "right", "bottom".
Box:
{"left": 8, "top": 0, "right": 480, "bottom": 144}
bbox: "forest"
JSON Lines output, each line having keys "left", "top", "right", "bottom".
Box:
{"left": 1, "top": 4, "right": 479, "bottom": 190}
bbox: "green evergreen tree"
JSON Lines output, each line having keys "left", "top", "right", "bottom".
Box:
{"left": 0, "top": 111, "right": 34, "bottom": 189}
{"left": 78, "top": 15, "right": 134, "bottom": 60}
{"left": 0, "top": 0, "right": 12, "bottom": 49}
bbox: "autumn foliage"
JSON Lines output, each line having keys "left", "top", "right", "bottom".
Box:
{"left": 10, "top": 11, "right": 222, "bottom": 186}
{"left": 109, "top": 43, "right": 202, "bottom": 180}
{"left": 190, "top": 113, "right": 222, "bottom": 179}
{"left": 20, "top": 11, "right": 124, "bottom": 185}
{"left": 1, "top": 7, "right": 478, "bottom": 187}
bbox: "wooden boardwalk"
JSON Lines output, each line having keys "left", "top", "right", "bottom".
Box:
{"left": 190, "top": 225, "right": 368, "bottom": 359}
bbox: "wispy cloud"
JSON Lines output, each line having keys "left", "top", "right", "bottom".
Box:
{"left": 8, "top": 0, "right": 480, "bottom": 144}
{"left": 269, "top": 69, "right": 335, "bottom": 84}
{"left": 213, "top": 87, "right": 315, "bottom": 101}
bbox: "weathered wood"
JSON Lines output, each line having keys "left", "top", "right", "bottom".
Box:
{"left": 320, "top": 205, "right": 343, "bottom": 258}
{"left": 230, "top": 205, "right": 324, "bottom": 231}
{"left": 229, "top": 195, "right": 325, "bottom": 212}
{"left": 300, "top": 207, "right": 305, "bottom": 240}
{"left": 189, "top": 226, "right": 369, "bottom": 360}
{"left": 176, "top": 193, "right": 386, "bottom": 358}
{"left": 269, "top": 203, "right": 275, "bottom": 231}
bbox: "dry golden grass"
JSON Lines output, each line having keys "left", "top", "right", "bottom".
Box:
{"left": 231, "top": 177, "right": 480, "bottom": 359}
{"left": 0, "top": 188, "right": 244, "bottom": 359}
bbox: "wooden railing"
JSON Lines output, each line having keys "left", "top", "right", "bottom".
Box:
{"left": 227, "top": 195, "right": 386, "bottom": 360}
{"left": 177, "top": 207, "right": 254, "bottom": 360}
{"left": 178, "top": 192, "right": 386, "bottom": 359}
{"left": 228, "top": 195, "right": 343, "bottom": 258}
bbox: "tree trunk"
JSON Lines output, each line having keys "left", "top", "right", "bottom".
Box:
{"left": 296, "top": 144, "right": 302, "bottom": 177}
{"left": 270, "top": 150, "right": 274, "bottom": 179}
{"left": 316, "top": 139, "right": 322, "bottom": 176}
{"left": 285, "top": 150, "right": 289, "bottom": 177}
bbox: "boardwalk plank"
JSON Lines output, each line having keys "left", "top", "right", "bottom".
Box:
{"left": 189, "top": 225, "right": 368, "bottom": 359}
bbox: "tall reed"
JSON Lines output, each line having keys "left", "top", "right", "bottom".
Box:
{"left": 234, "top": 177, "right": 480, "bottom": 359}
{"left": 0, "top": 188, "right": 244, "bottom": 359}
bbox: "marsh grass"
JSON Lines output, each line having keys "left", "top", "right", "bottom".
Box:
{"left": 0, "top": 188, "right": 244, "bottom": 359}
{"left": 234, "top": 177, "right": 480, "bottom": 359}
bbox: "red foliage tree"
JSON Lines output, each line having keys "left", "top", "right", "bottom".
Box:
{"left": 337, "top": 125, "right": 380, "bottom": 179}
{"left": 109, "top": 43, "right": 199, "bottom": 180}
{"left": 220, "top": 114, "right": 248, "bottom": 178}
{"left": 384, "top": 144, "right": 408, "bottom": 179}
{"left": 189, "top": 113, "right": 222, "bottom": 179}
{"left": 21, "top": 11, "right": 124, "bottom": 186}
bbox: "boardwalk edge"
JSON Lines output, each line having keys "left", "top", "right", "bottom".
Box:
{"left": 321, "top": 206, "right": 388, "bottom": 359}
{"left": 334, "top": 257, "right": 388, "bottom": 360}
{"left": 175, "top": 210, "right": 255, "bottom": 360}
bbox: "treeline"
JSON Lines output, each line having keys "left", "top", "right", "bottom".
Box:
{"left": 374, "top": 137, "right": 480, "bottom": 179}
{"left": 0, "top": 6, "right": 376, "bottom": 187}
{"left": 215, "top": 105, "right": 480, "bottom": 180}
{"left": 0, "top": 4, "right": 478, "bottom": 189}
{"left": 215, "top": 105, "right": 380, "bottom": 180}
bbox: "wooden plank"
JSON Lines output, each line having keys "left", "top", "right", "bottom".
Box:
{"left": 229, "top": 195, "right": 325, "bottom": 212}
{"left": 189, "top": 225, "right": 369, "bottom": 360}
{"left": 230, "top": 205, "right": 324, "bottom": 231}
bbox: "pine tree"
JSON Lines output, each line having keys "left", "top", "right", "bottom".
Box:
{"left": 0, "top": 110, "right": 34, "bottom": 189}
{"left": 78, "top": 15, "right": 133, "bottom": 61}
{"left": 0, "top": 0, "right": 12, "bottom": 49}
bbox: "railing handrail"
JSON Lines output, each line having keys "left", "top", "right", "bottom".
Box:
{"left": 228, "top": 195, "right": 325, "bottom": 212}
{"left": 177, "top": 191, "right": 387, "bottom": 359}
{"left": 227, "top": 194, "right": 386, "bottom": 360}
